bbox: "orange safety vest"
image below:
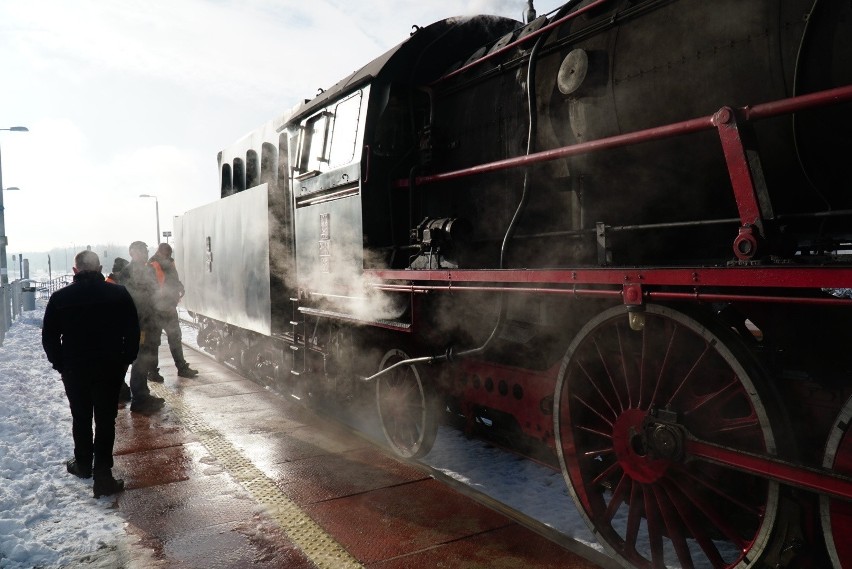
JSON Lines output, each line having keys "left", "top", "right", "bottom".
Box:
{"left": 150, "top": 261, "right": 166, "bottom": 287}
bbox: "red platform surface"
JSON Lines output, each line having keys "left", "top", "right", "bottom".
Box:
{"left": 106, "top": 344, "right": 608, "bottom": 568}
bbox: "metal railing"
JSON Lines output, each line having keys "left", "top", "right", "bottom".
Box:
{"left": 0, "top": 275, "right": 72, "bottom": 346}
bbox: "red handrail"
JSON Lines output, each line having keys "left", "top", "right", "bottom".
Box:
{"left": 392, "top": 84, "right": 852, "bottom": 189}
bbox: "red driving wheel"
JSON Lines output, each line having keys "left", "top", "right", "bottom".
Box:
{"left": 822, "top": 395, "right": 852, "bottom": 569}
{"left": 554, "top": 304, "right": 783, "bottom": 568}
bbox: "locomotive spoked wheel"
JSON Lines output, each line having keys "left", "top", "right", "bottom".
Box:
{"left": 554, "top": 304, "right": 782, "bottom": 569}
{"left": 821, "top": 395, "right": 852, "bottom": 569}
{"left": 376, "top": 348, "right": 438, "bottom": 459}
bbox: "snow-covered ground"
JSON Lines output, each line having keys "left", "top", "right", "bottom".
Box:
{"left": 0, "top": 301, "right": 602, "bottom": 568}
{"left": 0, "top": 302, "right": 151, "bottom": 569}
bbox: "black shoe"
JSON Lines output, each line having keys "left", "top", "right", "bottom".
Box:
{"left": 177, "top": 365, "right": 198, "bottom": 378}
{"left": 66, "top": 458, "right": 92, "bottom": 479}
{"left": 130, "top": 395, "right": 165, "bottom": 414}
{"left": 147, "top": 369, "right": 165, "bottom": 383}
{"left": 93, "top": 472, "right": 125, "bottom": 498}
{"left": 118, "top": 383, "right": 131, "bottom": 403}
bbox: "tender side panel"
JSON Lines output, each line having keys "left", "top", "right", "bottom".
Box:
{"left": 176, "top": 183, "right": 272, "bottom": 336}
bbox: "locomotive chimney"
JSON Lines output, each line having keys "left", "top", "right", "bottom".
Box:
{"left": 524, "top": 1, "right": 536, "bottom": 24}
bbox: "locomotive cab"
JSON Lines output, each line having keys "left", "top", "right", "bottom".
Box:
{"left": 287, "top": 15, "right": 520, "bottom": 324}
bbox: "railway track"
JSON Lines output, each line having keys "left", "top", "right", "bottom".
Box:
{"left": 175, "top": 315, "right": 617, "bottom": 569}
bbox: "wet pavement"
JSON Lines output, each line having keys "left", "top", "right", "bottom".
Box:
{"left": 107, "top": 344, "right": 609, "bottom": 568}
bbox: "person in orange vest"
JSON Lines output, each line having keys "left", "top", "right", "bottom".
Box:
{"left": 120, "top": 241, "right": 165, "bottom": 414}
{"left": 148, "top": 243, "right": 198, "bottom": 379}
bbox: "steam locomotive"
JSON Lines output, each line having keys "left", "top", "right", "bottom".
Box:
{"left": 173, "top": 0, "right": 852, "bottom": 567}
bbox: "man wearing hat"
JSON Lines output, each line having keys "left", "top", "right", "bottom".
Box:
{"left": 105, "top": 257, "right": 129, "bottom": 284}
{"left": 120, "top": 241, "right": 165, "bottom": 413}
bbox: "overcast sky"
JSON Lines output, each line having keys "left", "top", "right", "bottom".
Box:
{"left": 0, "top": 0, "right": 563, "bottom": 255}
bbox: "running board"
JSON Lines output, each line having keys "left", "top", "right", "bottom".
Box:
{"left": 298, "top": 306, "right": 411, "bottom": 331}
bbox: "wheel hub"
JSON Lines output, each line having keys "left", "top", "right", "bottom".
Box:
{"left": 612, "top": 408, "right": 671, "bottom": 484}
{"left": 648, "top": 422, "right": 683, "bottom": 461}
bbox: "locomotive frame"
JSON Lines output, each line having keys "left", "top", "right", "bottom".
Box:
{"left": 175, "top": 1, "right": 852, "bottom": 567}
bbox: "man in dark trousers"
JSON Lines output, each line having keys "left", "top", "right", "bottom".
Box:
{"left": 42, "top": 250, "right": 139, "bottom": 498}
{"left": 120, "top": 241, "right": 166, "bottom": 413}
{"left": 148, "top": 243, "right": 198, "bottom": 380}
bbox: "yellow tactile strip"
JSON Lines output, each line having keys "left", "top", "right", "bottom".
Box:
{"left": 149, "top": 383, "right": 364, "bottom": 569}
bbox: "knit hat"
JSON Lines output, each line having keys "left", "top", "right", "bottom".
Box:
{"left": 111, "top": 257, "right": 129, "bottom": 274}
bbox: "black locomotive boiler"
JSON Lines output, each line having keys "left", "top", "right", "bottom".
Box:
{"left": 174, "top": 1, "right": 852, "bottom": 567}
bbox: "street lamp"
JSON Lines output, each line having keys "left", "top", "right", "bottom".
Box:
{"left": 0, "top": 126, "right": 29, "bottom": 286}
{"left": 4, "top": 188, "right": 22, "bottom": 278}
{"left": 139, "top": 194, "right": 160, "bottom": 246}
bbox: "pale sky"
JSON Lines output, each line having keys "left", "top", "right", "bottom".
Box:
{"left": 0, "top": 0, "right": 563, "bottom": 255}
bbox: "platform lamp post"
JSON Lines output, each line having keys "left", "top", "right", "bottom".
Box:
{"left": 0, "top": 126, "right": 28, "bottom": 287}
{"left": 139, "top": 194, "right": 160, "bottom": 247}
{"left": 5, "top": 187, "right": 22, "bottom": 278}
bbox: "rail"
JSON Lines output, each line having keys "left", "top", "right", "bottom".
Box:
{"left": 402, "top": 85, "right": 851, "bottom": 262}
{"left": 394, "top": 85, "right": 852, "bottom": 190}
{"left": 0, "top": 275, "right": 72, "bottom": 347}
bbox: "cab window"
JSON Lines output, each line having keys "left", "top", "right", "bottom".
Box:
{"left": 296, "top": 90, "right": 362, "bottom": 176}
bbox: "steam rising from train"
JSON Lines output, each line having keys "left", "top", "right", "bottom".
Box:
{"left": 175, "top": 1, "right": 852, "bottom": 568}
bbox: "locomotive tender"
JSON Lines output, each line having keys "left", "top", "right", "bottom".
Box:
{"left": 174, "top": 1, "right": 852, "bottom": 567}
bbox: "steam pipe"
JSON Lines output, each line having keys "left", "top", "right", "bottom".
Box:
{"left": 361, "top": 354, "right": 438, "bottom": 381}
{"left": 447, "top": 24, "right": 545, "bottom": 362}
{"left": 370, "top": 283, "right": 852, "bottom": 307}
{"left": 790, "top": 0, "right": 831, "bottom": 212}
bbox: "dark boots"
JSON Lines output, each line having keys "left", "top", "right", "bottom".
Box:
{"left": 147, "top": 368, "right": 165, "bottom": 383}
{"left": 70, "top": 461, "right": 123, "bottom": 497}
{"left": 118, "top": 382, "right": 132, "bottom": 403}
{"left": 93, "top": 468, "right": 124, "bottom": 498}
{"left": 177, "top": 364, "right": 198, "bottom": 378}
{"left": 66, "top": 458, "right": 92, "bottom": 479}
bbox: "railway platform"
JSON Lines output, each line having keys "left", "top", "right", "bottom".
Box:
{"left": 108, "top": 343, "right": 612, "bottom": 568}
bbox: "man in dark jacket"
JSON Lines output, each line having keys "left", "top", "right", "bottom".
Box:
{"left": 120, "top": 241, "right": 166, "bottom": 413}
{"left": 42, "top": 250, "right": 139, "bottom": 498}
{"left": 148, "top": 243, "right": 198, "bottom": 379}
{"left": 105, "top": 256, "right": 131, "bottom": 403}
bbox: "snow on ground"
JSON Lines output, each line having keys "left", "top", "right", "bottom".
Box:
{"left": 0, "top": 302, "right": 155, "bottom": 569}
